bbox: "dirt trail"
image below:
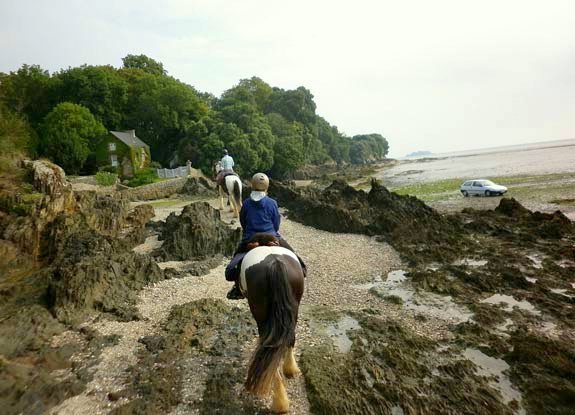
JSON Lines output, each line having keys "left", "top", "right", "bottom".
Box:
{"left": 49, "top": 198, "right": 417, "bottom": 414}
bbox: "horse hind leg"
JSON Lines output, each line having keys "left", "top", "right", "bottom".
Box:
{"left": 283, "top": 347, "right": 300, "bottom": 378}
{"left": 219, "top": 187, "right": 227, "bottom": 211}
{"left": 271, "top": 369, "right": 289, "bottom": 413}
{"left": 232, "top": 197, "right": 240, "bottom": 218}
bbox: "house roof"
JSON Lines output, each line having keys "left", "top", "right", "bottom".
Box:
{"left": 110, "top": 130, "right": 148, "bottom": 148}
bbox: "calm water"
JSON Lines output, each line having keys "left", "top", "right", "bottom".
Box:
{"left": 381, "top": 139, "right": 575, "bottom": 186}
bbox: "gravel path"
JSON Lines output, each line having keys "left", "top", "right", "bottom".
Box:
{"left": 51, "top": 199, "right": 456, "bottom": 414}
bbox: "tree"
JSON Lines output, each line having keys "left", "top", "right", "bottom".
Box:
{"left": 267, "top": 86, "right": 316, "bottom": 124}
{"left": 52, "top": 65, "right": 129, "bottom": 129}
{"left": 120, "top": 69, "right": 209, "bottom": 164}
{"left": 272, "top": 136, "right": 305, "bottom": 177}
{"left": 0, "top": 104, "right": 34, "bottom": 177}
{"left": 122, "top": 54, "right": 167, "bottom": 76}
{"left": 351, "top": 134, "right": 389, "bottom": 163}
{"left": 0, "top": 64, "right": 53, "bottom": 126}
{"left": 39, "top": 103, "right": 106, "bottom": 174}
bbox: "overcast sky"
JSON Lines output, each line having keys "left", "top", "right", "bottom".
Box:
{"left": 1, "top": 0, "right": 574, "bottom": 157}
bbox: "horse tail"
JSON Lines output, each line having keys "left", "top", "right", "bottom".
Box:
{"left": 245, "top": 257, "right": 297, "bottom": 396}
{"left": 233, "top": 179, "right": 242, "bottom": 209}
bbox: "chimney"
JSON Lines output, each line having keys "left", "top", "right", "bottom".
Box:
{"left": 130, "top": 129, "right": 135, "bottom": 138}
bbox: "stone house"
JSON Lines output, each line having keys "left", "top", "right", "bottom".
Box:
{"left": 96, "top": 130, "right": 151, "bottom": 177}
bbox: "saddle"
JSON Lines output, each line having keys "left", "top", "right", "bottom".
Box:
{"left": 225, "top": 234, "right": 306, "bottom": 282}
{"left": 217, "top": 170, "right": 238, "bottom": 189}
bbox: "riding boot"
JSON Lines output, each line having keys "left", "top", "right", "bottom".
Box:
{"left": 226, "top": 280, "right": 244, "bottom": 300}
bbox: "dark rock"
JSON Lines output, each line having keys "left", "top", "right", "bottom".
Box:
{"left": 108, "top": 390, "right": 128, "bottom": 401}
{"left": 0, "top": 305, "right": 64, "bottom": 359}
{"left": 495, "top": 198, "right": 531, "bottom": 217}
{"left": 158, "top": 202, "right": 241, "bottom": 261}
{"left": 48, "top": 229, "right": 164, "bottom": 324}
{"left": 269, "top": 179, "right": 465, "bottom": 265}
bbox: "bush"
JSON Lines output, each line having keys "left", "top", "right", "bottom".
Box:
{"left": 99, "top": 165, "right": 118, "bottom": 174}
{"left": 39, "top": 102, "right": 107, "bottom": 174}
{"left": 95, "top": 171, "right": 118, "bottom": 186}
{"left": 126, "top": 168, "right": 159, "bottom": 187}
{"left": 149, "top": 161, "right": 162, "bottom": 169}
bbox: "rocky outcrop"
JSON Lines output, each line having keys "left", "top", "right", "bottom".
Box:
{"left": 48, "top": 224, "right": 164, "bottom": 323}
{"left": 22, "top": 159, "right": 70, "bottom": 197}
{"left": 269, "top": 179, "right": 463, "bottom": 264}
{"left": 158, "top": 202, "right": 241, "bottom": 261}
{"left": 2, "top": 160, "right": 76, "bottom": 259}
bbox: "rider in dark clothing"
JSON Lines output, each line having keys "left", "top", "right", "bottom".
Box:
{"left": 226, "top": 173, "right": 304, "bottom": 299}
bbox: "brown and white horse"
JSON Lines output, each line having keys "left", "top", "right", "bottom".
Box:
{"left": 214, "top": 162, "right": 242, "bottom": 218}
{"left": 239, "top": 246, "right": 305, "bottom": 413}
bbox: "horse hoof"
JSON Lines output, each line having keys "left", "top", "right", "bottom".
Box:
{"left": 283, "top": 367, "right": 300, "bottom": 378}
{"left": 271, "top": 402, "right": 289, "bottom": 414}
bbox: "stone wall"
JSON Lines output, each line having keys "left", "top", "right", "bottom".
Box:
{"left": 118, "top": 176, "right": 216, "bottom": 201}
{"left": 119, "top": 177, "right": 189, "bottom": 201}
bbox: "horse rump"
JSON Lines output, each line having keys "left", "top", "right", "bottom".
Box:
{"left": 245, "top": 257, "right": 297, "bottom": 396}
{"left": 232, "top": 179, "right": 242, "bottom": 209}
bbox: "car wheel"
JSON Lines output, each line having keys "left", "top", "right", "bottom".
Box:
{"left": 485, "top": 190, "right": 491, "bottom": 197}
{"left": 462, "top": 191, "right": 468, "bottom": 197}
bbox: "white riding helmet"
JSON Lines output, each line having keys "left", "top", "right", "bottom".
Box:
{"left": 251, "top": 173, "right": 269, "bottom": 191}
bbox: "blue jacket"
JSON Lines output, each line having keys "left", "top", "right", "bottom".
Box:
{"left": 240, "top": 196, "right": 280, "bottom": 242}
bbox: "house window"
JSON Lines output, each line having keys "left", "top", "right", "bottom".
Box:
{"left": 110, "top": 154, "right": 118, "bottom": 167}
{"left": 108, "top": 142, "right": 116, "bottom": 151}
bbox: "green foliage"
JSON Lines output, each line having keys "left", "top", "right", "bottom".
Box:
{"left": 122, "top": 54, "right": 167, "bottom": 76}
{"left": 95, "top": 171, "right": 118, "bottom": 186}
{"left": 98, "top": 164, "right": 118, "bottom": 173}
{"left": 350, "top": 134, "right": 389, "bottom": 164}
{"left": 272, "top": 136, "right": 305, "bottom": 177}
{"left": 0, "top": 104, "right": 33, "bottom": 180}
{"left": 0, "top": 64, "right": 53, "bottom": 126}
{"left": 120, "top": 68, "right": 209, "bottom": 163}
{"left": 126, "top": 167, "right": 160, "bottom": 187}
{"left": 39, "top": 103, "right": 107, "bottom": 174}
{"left": 1, "top": 55, "right": 391, "bottom": 179}
{"left": 52, "top": 65, "right": 128, "bottom": 129}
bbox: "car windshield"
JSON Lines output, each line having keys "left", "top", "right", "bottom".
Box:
{"left": 480, "top": 180, "right": 495, "bottom": 186}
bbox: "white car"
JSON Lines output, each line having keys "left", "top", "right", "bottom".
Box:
{"left": 460, "top": 179, "right": 507, "bottom": 197}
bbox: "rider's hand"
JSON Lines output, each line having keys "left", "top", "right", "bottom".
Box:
{"left": 247, "top": 242, "right": 260, "bottom": 250}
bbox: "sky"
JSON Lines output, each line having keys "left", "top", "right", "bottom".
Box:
{"left": 1, "top": 0, "right": 574, "bottom": 158}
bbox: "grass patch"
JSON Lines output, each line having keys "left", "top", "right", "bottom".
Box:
{"left": 126, "top": 168, "right": 163, "bottom": 187}
{"left": 95, "top": 171, "right": 117, "bottom": 186}
{"left": 389, "top": 173, "right": 575, "bottom": 203}
{"left": 390, "top": 178, "right": 463, "bottom": 197}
